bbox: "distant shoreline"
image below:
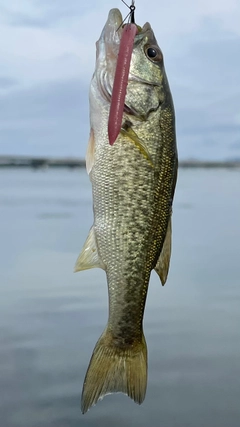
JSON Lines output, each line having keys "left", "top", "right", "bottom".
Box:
{"left": 0, "top": 156, "right": 240, "bottom": 169}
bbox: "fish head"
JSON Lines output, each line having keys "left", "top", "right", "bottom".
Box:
{"left": 92, "top": 9, "right": 171, "bottom": 119}
{"left": 125, "top": 22, "right": 169, "bottom": 119}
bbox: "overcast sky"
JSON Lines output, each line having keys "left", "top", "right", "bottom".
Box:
{"left": 0, "top": 0, "right": 239, "bottom": 160}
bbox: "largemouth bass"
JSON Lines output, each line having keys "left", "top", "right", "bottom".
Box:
{"left": 75, "top": 8, "right": 178, "bottom": 413}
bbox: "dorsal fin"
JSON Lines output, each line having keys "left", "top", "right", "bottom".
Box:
{"left": 86, "top": 128, "right": 95, "bottom": 174}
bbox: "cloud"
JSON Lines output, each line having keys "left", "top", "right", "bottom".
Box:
{"left": 0, "top": 76, "right": 18, "bottom": 89}
{"left": 3, "top": 1, "right": 100, "bottom": 28}
{"left": 0, "top": 79, "right": 89, "bottom": 157}
{"left": 8, "top": 14, "right": 50, "bottom": 28}
{"left": 169, "top": 28, "right": 240, "bottom": 160}
{"left": 0, "top": 0, "right": 239, "bottom": 159}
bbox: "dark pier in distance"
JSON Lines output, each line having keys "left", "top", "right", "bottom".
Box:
{"left": 0, "top": 156, "right": 85, "bottom": 169}
{"left": 1, "top": 156, "right": 240, "bottom": 169}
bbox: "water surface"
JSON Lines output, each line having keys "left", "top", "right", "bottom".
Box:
{"left": 0, "top": 168, "right": 240, "bottom": 427}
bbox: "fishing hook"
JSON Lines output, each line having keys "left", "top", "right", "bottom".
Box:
{"left": 117, "top": 0, "right": 135, "bottom": 30}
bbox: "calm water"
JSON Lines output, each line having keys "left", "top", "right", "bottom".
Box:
{"left": 0, "top": 168, "right": 240, "bottom": 427}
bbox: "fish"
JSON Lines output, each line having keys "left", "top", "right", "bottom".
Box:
{"left": 75, "top": 7, "right": 178, "bottom": 414}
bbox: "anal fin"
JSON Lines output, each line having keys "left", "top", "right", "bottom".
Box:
{"left": 154, "top": 217, "right": 172, "bottom": 286}
{"left": 74, "top": 226, "right": 104, "bottom": 272}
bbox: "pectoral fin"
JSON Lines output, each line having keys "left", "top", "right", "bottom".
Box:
{"left": 154, "top": 217, "right": 172, "bottom": 286}
{"left": 86, "top": 128, "right": 95, "bottom": 175}
{"left": 74, "top": 226, "right": 104, "bottom": 272}
{"left": 120, "top": 126, "right": 153, "bottom": 167}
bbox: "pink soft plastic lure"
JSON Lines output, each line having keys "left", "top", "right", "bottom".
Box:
{"left": 108, "top": 23, "right": 138, "bottom": 146}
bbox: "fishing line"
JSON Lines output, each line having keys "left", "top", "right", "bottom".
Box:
{"left": 117, "top": 0, "right": 135, "bottom": 31}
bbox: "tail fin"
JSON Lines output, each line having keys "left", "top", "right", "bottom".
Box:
{"left": 81, "top": 329, "right": 148, "bottom": 413}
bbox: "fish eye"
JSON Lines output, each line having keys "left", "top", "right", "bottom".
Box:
{"left": 147, "top": 47, "right": 157, "bottom": 58}
{"left": 145, "top": 45, "right": 163, "bottom": 62}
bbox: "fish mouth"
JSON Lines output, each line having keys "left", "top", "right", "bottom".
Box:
{"left": 95, "top": 9, "right": 123, "bottom": 103}
{"left": 103, "top": 8, "right": 123, "bottom": 45}
{"left": 96, "top": 10, "right": 154, "bottom": 114}
{"left": 96, "top": 9, "right": 123, "bottom": 67}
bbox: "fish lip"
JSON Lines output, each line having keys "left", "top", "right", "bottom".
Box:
{"left": 97, "top": 8, "right": 123, "bottom": 60}
{"left": 105, "top": 8, "right": 123, "bottom": 37}
{"left": 140, "top": 22, "right": 152, "bottom": 33}
{"left": 128, "top": 73, "right": 161, "bottom": 87}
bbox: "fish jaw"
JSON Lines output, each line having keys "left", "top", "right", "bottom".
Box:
{"left": 89, "top": 9, "right": 123, "bottom": 143}
{"left": 94, "top": 9, "right": 123, "bottom": 101}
